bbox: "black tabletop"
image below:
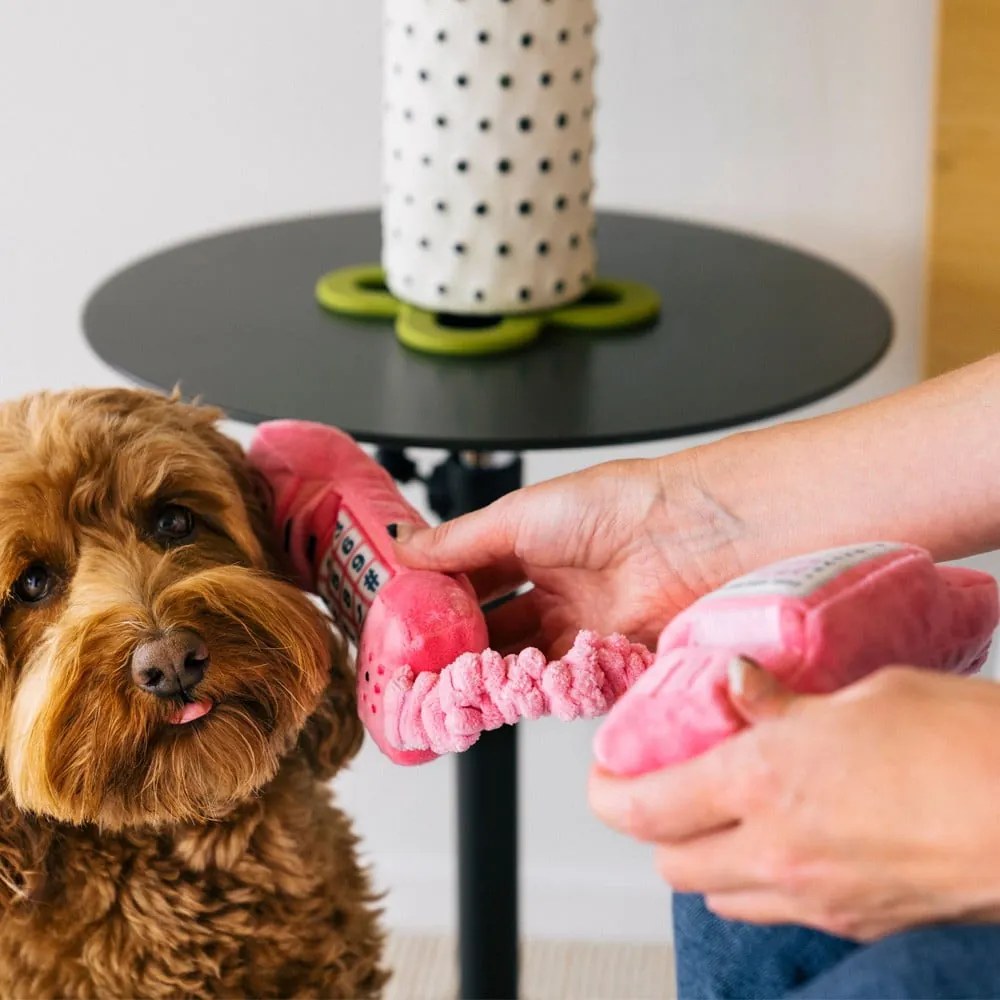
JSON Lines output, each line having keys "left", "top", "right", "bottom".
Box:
{"left": 82, "top": 210, "right": 891, "bottom": 451}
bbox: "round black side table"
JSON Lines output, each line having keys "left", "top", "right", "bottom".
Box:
{"left": 82, "top": 209, "right": 891, "bottom": 1000}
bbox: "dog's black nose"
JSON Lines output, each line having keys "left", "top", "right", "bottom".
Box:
{"left": 131, "top": 630, "right": 209, "bottom": 698}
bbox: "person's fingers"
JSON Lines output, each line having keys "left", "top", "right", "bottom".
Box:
{"left": 653, "top": 829, "right": 764, "bottom": 895}
{"left": 702, "top": 890, "right": 801, "bottom": 928}
{"left": 483, "top": 590, "right": 545, "bottom": 654}
{"left": 727, "top": 657, "right": 809, "bottom": 725}
{"left": 390, "top": 499, "right": 519, "bottom": 573}
{"left": 588, "top": 746, "right": 744, "bottom": 843}
{"left": 466, "top": 557, "right": 528, "bottom": 605}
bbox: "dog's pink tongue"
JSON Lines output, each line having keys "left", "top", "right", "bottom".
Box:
{"left": 168, "top": 699, "right": 213, "bottom": 726}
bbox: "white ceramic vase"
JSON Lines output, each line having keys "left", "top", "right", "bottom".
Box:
{"left": 382, "top": 0, "right": 598, "bottom": 315}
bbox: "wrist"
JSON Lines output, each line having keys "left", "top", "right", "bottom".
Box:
{"left": 680, "top": 416, "right": 877, "bottom": 574}
{"left": 648, "top": 445, "right": 749, "bottom": 597}
{"left": 689, "top": 427, "right": 794, "bottom": 574}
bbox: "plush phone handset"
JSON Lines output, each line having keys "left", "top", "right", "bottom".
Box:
{"left": 593, "top": 543, "right": 999, "bottom": 777}
{"left": 247, "top": 420, "right": 489, "bottom": 765}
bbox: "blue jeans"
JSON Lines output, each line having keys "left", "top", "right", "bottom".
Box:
{"left": 674, "top": 893, "right": 1000, "bottom": 999}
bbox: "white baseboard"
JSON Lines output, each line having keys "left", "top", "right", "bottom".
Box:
{"left": 372, "top": 854, "right": 673, "bottom": 944}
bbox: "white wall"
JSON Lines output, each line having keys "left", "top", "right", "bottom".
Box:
{"left": 0, "top": 1, "right": 940, "bottom": 941}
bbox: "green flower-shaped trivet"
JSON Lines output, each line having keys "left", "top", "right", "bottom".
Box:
{"left": 315, "top": 265, "right": 661, "bottom": 357}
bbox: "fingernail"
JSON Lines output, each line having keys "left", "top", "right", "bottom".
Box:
{"left": 727, "top": 656, "right": 747, "bottom": 697}
{"left": 387, "top": 523, "right": 414, "bottom": 542}
{"left": 727, "top": 656, "right": 759, "bottom": 699}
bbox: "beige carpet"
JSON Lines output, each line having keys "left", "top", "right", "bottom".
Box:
{"left": 384, "top": 932, "right": 676, "bottom": 1000}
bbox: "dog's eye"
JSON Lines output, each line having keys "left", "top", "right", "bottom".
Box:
{"left": 13, "top": 563, "right": 53, "bottom": 604}
{"left": 153, "top": 504, "right": 196, "bottom": 544}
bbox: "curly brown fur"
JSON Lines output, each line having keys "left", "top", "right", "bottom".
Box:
{"left": 0, "top": 388, "right": 386, "bottom": 998}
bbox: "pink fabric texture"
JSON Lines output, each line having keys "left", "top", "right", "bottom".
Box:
{"left": 593, "top": 543, "right": 999, "bottom": 777}
{"left": 383, "top": 630, "right": 655, "bottom": 755}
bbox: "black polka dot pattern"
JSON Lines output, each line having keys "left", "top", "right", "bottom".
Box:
{"left": 383, "top": 0, "right": 598, "bottom": 313}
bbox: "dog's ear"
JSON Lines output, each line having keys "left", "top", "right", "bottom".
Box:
{"left": 0, "top": 769, "right": 51, "bottom": 909}
{"left": 205, "top": 428, "right": 282, "bottom": 568}
{"left": 0, "top": 645, "right": 50, "bottom": 908}
{"left": 297, "top": 630, "right": 364, "bottom": 780}
{"left": 171, "top": 400, "right": 284, "bottom": 569}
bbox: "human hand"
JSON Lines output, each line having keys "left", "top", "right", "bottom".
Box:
{"left": 392, "top": 455, "right": 745, "bottom": 657}
{"left": 589, "top": 660, "right": 1000, "bottom": 941}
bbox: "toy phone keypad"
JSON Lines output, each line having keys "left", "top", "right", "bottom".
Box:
{"left": 316, "top": 506, "right": 389, "bottom": 645}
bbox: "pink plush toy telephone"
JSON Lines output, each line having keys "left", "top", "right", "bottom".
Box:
{"left": 248, "top": 422, "right": 999, "bottom": 774}
{"left": 593, "top": 543, "right": 997, "bottom": 776}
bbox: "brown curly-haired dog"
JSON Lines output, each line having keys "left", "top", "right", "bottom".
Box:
{"left": 0, "top": 388, "right": 386, "bottom": 998}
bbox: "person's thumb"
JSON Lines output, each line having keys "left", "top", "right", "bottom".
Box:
{"left": 388, "top": 501, "right": 517, "bottom": 573}
{"left": 727, "top": 656, "right": 804, "bottom": 723}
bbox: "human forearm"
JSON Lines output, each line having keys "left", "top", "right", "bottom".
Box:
{"left": 684, "top": 353, "right": 1000, "bottom": 570}
{"left": 393, "top": 355, "right": 1000, "bottom": 654}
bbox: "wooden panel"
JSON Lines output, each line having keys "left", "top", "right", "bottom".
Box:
{"left": 925, "top": 0, "right": 1000, "bottom": 377}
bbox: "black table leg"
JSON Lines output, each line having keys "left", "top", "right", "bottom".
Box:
{"left": 444, "top": 453, "right": 522, "bottom": 1000}
{"left": 457, "top": 725, "right": 518, "bottom": 999}
{"left": 448, "top": 454, "right": 522, "bottom": 1000}
{"left": 379, "top": 449, "right": 523, "bottom": 999}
